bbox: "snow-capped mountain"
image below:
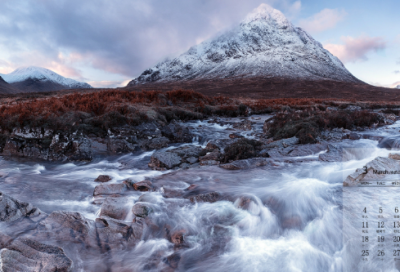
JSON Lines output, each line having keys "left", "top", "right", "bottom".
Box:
{"left": 0, "top": 66, "right": 91, "bottom": 92}
{"left": 128, "top": 4, "right": 359, "bottom": 87}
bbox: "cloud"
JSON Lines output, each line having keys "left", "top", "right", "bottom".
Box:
{"left": 324, "top": 36, "right": 386, "bottom": 63}
{"left": 0, "top": 0, "right": 302, "bottom": 82}
{"left": 298, "top": 8, "right": 346, "bottom": 34}
{"left": 395, "top": 70, "right": 400, "bottom": 74}
{"left": 391, "top": 81, "right": 400, "bottom": 88}
{"left": 397, "top": 58, "right": 400, "bottom": 65}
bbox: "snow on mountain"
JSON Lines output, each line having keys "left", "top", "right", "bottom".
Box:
{"left": 128, "top": 4, "right": 359, "bottom": 86}
{"left": 0, "top": 66, "right": 92, "bottom": 89}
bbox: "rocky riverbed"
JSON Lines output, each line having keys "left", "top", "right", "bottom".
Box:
{"left": 1, "top": 106, "right": 400, "bottom": 271}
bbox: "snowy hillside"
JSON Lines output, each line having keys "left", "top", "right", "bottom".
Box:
{"left": 0, "top": 66, "right": 91, "bottom": 89}
{"left": 128, "top": 4, "right": 359, "bottom": 86}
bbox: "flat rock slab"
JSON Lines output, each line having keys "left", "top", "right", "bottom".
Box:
{"left": 266, "top": 137, "right": 298, "bottom": 149}
{"left": 0, "top": 235, "right": 72, "bottom": 272}
{"left": 148, "top": 152, "right": 181, "bottom": 170}
{"left": 344, "top": 156, "right": 400, "bottom": 186}
{"left": 100, "top": 197, "right": 130, "bottom": 220}
{"left": 93, "top": 183, "right": 128, "bottom": 196}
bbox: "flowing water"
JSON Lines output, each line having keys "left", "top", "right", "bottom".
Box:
{"left": 1, "top": 116, "right": 400, "bottom": 271}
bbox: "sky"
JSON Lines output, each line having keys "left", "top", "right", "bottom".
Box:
{"left": 0, "top": 0, "right": 399, "bottom": 88}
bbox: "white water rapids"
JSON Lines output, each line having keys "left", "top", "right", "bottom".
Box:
{"left": 1, "top": 116, "right": 400, "bottom": 271}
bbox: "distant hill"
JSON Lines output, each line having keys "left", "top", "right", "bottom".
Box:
{"left": 0, "top": 76, "right": 20, "bottom": 94}
{"left": 0, "top": 66, "right": 92, "bottom": 93}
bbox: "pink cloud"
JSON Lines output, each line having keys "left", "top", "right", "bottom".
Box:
{"left": 324, "top": 36, "right": 386, "bottom": 63}
{"left": 298, "top": 8, "right": 346, "bottom": 34}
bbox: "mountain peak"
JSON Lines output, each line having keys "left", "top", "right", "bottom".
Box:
{"left": 0, "top": 66, "right": 92, "bottom": 92}
{"left": 242, "top": 4, "right": 289, "bottom": 27}
{"left": 128, "top": 5, "right": 359, "bottom": 87}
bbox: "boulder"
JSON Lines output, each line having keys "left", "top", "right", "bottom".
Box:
{"left": 95, "top": 175, "right": 112, "bottom": 183}
{"left": 0, "top": 235, "right": 72, "bottom": 272}
{"left": 161, "top": 122, "right": 193, "bottom": 143}
{"left": 93, "top": 183, "right": 128, "bottom": 196}
{"left": 140, "top": 136, "right": 170, "bottom": 150}
{"left": 36, "top": 211, "right": 91, "bottom": 244}
{"left": 266, "top": 137, "right": 299, "bottom": 149}
{"left": 134, "top": 122, "right": 162, "bottom": 139}
{"left": 132, "top": 203, "right": 153, "bottom": 218}
{"left": 378, "top": 136, "right": 400, "bottom": 150}
{"left": 344, "top": 156, "right": 400, "bottom": 186}
{"left": 199, "top": 151, "right": 221, "bottom": 165}
{"left": 0, "top": 192, "right": 43, "bottom": 222}
{"left": 319, "top": 144, "right": 342, "bottom": 162}
{"left": 229, "top": 133, "right": 244, "bottom": 139}
{"left": 205, "top": 139, "right": 237, "bottom": 153}
{"left": 99, "top": 197, "right": 130, "bottom": 220}
{"left": 189, "top": 192, "right": 221, "bottom": 203}
{"left": 107, "top": 139, "right": 138, "bottom": 153}
{"left": 132, "top": 180, "right": 154, "bottom": 192}
{"left": 148, "top": 152, "right": 182, "bottom": 170}
{"left": 389, "top": 153, "right": 400, "bottom": 160}
{"left": 233, "top": 120, "right": 252, "bottom": 131}
{"left": 168, "top": 145, "right": 204, "bottom": 159}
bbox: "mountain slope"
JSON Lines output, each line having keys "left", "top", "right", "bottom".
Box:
{"left": 0, "top": 66, "right": 92, "bottom": 93}
{"left": 128, "top": 4, "right": 359, "bottom": 87}
{"left": 0, "top": 76, "right": 20, "bottom": 94}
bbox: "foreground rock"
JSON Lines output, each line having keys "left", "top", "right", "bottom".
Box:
{"left": 0, "top": 234, "right": 73, "bottom": 272}
{"left": 344, "top": 156, "right": 400, "bottom": 186}
{"left": 0, "top": 192, "right": 43, "bottom": 222}
{"left": 148, "top": 145, "right": 205, "bottom": 170}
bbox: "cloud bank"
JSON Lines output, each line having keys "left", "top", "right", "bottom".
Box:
{"left": 0, "top": 0, "right": 302, "bottom": 84}
{"left": 324, "top": 36, "right": 386, "bottom": 63}
{"left": 298, "top": 8, "right": 346, "bottom": 34}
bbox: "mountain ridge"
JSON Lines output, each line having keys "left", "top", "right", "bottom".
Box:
{"left": 128, "top": 4, "right": 360, "bottom": 87}
{"left": 0, "top": 66, "right": 92, "bottom": 93}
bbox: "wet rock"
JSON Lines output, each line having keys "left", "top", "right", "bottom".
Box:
{"left": 161, "top": 122, "right": 193, "bottom": 143}
{"left": 93, "top": 183, "right": 128, "bottom": 196}
{"left": 134, "top": 122, "right": 162, "bottom": 139}
{"left": 0, "top": 235, "right": 73, "bottom": 272}
{"left": 133, "top": 180, "right": 154, "bottom": 192}
{"left": 220, "top": 158, "right": 270, "bottom": 170}
{"left": 99, "top": 197, "right": 130, "bottom": 220}
{"left": 186, "top": 157, "right": 199, "bottom": 164}
{"left": 267, "top": 137, "right": 298, "bottom": 148}
{"left": 286, "top": 143, "right": 328, "bottom": 157}
{"left": 389, "top": 153, "right": 400, "bottom": 160}
{"left": 37, "top": 211, "right": 91, "bottom": 243}
{"left": 222, "top": 138, "right": 262, "bottom": 162}
{"left": 107, "top": 138, "right": 138, "bottom": 153}
{"left": 169, "top": 145, "right": 205, "bottom": 159}
{"left": 0, "top": 192, "right": 43, "bottom": 222}
{"left": 281, "top": 216, "right": 303, "bottom": 229}
{"left": 149, "top": 151, "right": 182, "bottom": 170}
{"left": 163, "top": 253, "right": 181, "bottom": 269}
{"left": 229, "top": 133, "right": 243, "bottom": 139}
{"left": 234, "top": 195, "right": 258, "bottom": 211}
{"left": 319, "top": 128, "right": 344, "bottom": 142}
{"left": 140, "top": 136, "right": 170, "bottom": 150}
{"left": 189, "top": 192, "right": 221, "bottom": 203}
{"left": 95, "top": 217, "right": 140, "bottom": 249}
{"left": 233, "top": 120, "right": 252, "bottom": 131}
{"left": 170, "top": 230, "right": 186, "bottom": 246}
{"left": 95, "top": 175, "right": 112, "bottom": 182}
{"left": 199, "top": 151, "right": 221, "bottom": 165}
{"left": 378, "top": 136, "right": 400, "bottom": 150}
{"left": 348, "top": 132, "right": 361, "bottom": 140}
{"left": 205, "top": 139, "right": 237, "bottom": 153}
{"left": 319, "top": 144, "right": 342, "bottom": 162}
{"left": 132, "top": 203, "right": 153, "bottom": 218}
{"left": 344, "top": 156, "right": 400, "bottom": 186}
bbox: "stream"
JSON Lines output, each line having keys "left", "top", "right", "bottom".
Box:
{"left": 1, "top": 115, "right": 400, "bottom": 271}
